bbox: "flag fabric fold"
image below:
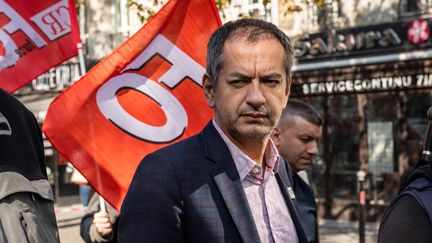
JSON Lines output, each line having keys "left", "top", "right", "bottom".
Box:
{"left": 43, "top": 0, "right": 221, "bottom": 210}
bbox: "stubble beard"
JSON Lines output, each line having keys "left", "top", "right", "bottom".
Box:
{"left": 216, "top": 109, "right": 275, "bottom": 142}
{"left": 234, "top": 120, "right": 274, "bottom": 140}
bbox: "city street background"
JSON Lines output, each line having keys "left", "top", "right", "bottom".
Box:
{"left": 56, "top": 202, "right": 379, "bottom": 243}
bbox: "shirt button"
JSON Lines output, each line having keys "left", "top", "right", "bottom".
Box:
{"left": 251, "top": 167, "right": 260, "bottom": 174}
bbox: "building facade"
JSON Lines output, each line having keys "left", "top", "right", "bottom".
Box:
{"left": 285, "top": 0, "right": 432, "bottom": 220}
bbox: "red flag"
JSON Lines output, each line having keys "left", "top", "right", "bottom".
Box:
{"left": 0, "top": 0, "right": 78, "bottom": 93}
{"left": 43, "top": 0, "right": 221, "bottom": 210}
{"left": 68, "top": 0, "right": 81, "bottom": 44}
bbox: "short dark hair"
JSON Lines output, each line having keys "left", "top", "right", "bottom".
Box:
{"left": 206, "top": 18, "right": 294, "bottom": 87}
{"left": 280, "top": 99, "right": 322, "bottom": 127}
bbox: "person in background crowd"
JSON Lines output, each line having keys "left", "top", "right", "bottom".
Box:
{"left": 119, "top": 18, "right": 308, "bottom": 242}
{"left": 271, "top": 99, "right": 322, "bottom": 243}
{"left": 0, "top": 88, "right": 59, "bottom": 242}
{"left": 81, "top": 191, "right": 119, "bottom": 243}
{"left": 71, "top": 167, "right": 91, "bottom": 207}
{"left": 378, "top": 158, "right": 432, "bottom": 243}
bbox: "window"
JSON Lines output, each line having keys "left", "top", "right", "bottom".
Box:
{"left": 303, "top": 0, "right": 341, "bottom": 31}
{"left": 400, "top": 0, "right": 432, "bottom": 17}
{"left": 318, "top": 0, "right": 341, "bottom": 30}
{"left": 113, "top": 0, "right": 129, "bottom": 35}
{"left": 304, "top": 0, "right": 319, "bottom": 31}
{"left": 221, "top": 0, "right": 270, "bottom": 21}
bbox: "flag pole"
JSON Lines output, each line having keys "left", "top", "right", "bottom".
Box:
{"left": 99, "top": 194, "right": 107, "bottom": 213}
{"left": 76, "top": 42, "right": 107, "bottom": 212}
{"left": 76, "top": 41, "right": 109, "bottom": 212}
{"left": 77, "top": 42, "right": 87, "bottom": 75}
{"left": 70, "top": 0, "right": 106, "bottom": 212}
{"left": 67, "top": 0, "right": 108, "bottom": 212}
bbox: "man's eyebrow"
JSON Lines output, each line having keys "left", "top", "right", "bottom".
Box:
{"left": 228, "top": 72, "right": 252, "bottom": 79}
{"left": 227, "top": 72, "right": 283, "bottom": 79}
{"left": 261, "top": 73, "right": 283, "bottom": 79}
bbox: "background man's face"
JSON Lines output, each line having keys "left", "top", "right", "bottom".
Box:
{"left": 273, "top": 115, "right": 322, "bottom": 173}
{"left": 204, "top": 36, "right": 289, "bottom": 145}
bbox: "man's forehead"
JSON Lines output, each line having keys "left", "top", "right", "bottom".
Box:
{"left": 227, "top": 27, "right": 277, "bottom": 42}
{"left": 220, "top": 38, "right": 285, "bottom": 73}
{"left": 224, "top": 33, "right": 279, "bottom": 47}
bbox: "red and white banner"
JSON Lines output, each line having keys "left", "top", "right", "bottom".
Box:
{"left": 0, "top": 0, "right": 78, "bottom": 93}
{"left": 43, "top": 0, "right": 221, "bottom": 210}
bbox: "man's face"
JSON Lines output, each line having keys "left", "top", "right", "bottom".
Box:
{"left": 272, "top": 115, "right": 322, "bottom": 173}
{"left": 203, "top": 36, "right": 289, "bottom": 146}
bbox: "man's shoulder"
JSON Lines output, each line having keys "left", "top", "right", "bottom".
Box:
{"left": 150, "top": 132, "right": 203, "bottom": 158}
{"left": 293, "top": 173, "right": 315, "bottom": 198}
{"left": 379, "top": 195, "right": 432, "bottom": 243}
{"left": 146, "top": 121, "right": 220, "bottom": 160}
{"left": 136, "top": 132, "right": 208, "bottom": 173}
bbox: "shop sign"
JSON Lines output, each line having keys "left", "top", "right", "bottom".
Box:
{"left": 295, "top": 73, "right": 432, "bottom": 96}
{"left": 294, "top": 18, "right": 431, "bottom": 60}
{"left": 408, "top": 18, "right": 430, "bottom": 44}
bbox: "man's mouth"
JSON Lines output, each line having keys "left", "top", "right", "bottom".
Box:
{"left": 242, "top": 112, "right": 266, "bottom": 118}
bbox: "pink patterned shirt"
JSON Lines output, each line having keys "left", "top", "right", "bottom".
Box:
{"left": 213, "top": 120, "right": 298, "bottom": 243}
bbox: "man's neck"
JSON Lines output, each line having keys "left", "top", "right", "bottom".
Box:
{"left": 212, "top": 119, "right": 269, "bottom": 167}
{"left": 233, "top": 137, "right": 268, "bottom": 167}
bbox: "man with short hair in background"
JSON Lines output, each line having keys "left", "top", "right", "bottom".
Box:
{"left": 271, "top": 99, "right": 323, "bottom": 243}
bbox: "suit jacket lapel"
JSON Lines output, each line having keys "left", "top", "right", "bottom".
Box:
{"left": 201, "top": 122, "right": 260, "bottom": 243}
{"left": 276, "top": 157, "right": 309, "bottom": 243}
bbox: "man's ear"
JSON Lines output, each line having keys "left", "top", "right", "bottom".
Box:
{"left": 271, "top": 127, "right": 282, "bottom": 147}
{"left": 202, "top": 73, "right": 215, "bottom": 108}
{"left": 284, "top": 77, "right": 291, "bottom": 107}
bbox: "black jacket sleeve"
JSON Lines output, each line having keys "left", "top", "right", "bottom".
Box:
{"left": 80, "top": 211, "right": 95, "bottom": 243}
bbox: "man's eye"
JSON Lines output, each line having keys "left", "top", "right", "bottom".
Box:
{"left": 229, "top": 80, "right": 247, "bottom": 87}
{"left": 262, "top": 79, "right": 280, "bottom": 86}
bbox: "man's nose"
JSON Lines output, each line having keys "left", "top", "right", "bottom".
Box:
{"left": 307, "top": 142, "right": 319, "bottom": 156}
{"left": 245, "top": 81, "right": 265, "bottom": 108}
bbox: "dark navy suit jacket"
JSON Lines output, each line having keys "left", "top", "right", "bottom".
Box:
{"left": 293, "top": 173, "right": 318, "bottom": 243}
{"left": 119, "top": 122, "right": 308, "bottom": 243}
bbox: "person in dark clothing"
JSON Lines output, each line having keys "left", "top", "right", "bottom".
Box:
{"left": 271, "top": 99, "right": 323, "bottom": 243}
{"left": 378, "top": 160, "right": 432, "bottom": 243}
{"left": 0, "top": 88, "right": 59, "bottom": 242}
{"left": 81, "top": 191, "right": 119, "bottom": 243}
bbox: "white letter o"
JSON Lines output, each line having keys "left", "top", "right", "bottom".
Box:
{"left": 96, "top": 73, "right": 188, "bottom": 143}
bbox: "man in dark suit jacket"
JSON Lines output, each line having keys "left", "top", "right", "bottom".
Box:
{"left": 271, "top": 100, "right": 323, "bottom": 243}
{"left": 119, "top": 18, "right": 308, "bottom": 243}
